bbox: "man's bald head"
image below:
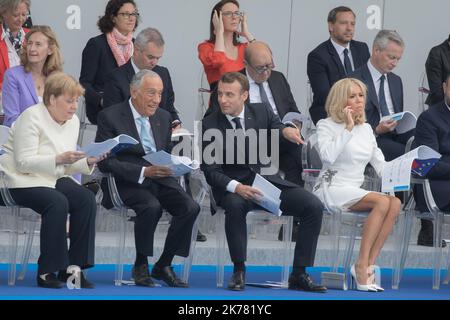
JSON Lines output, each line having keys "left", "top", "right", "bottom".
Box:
{"left": 244, "top": 41, "right": 275, "bottom": 83}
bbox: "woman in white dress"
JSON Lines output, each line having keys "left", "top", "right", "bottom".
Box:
{"left": 314, "top": 78, "right": 401, "bottom": 292}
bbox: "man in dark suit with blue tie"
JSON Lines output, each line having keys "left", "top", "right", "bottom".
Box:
{"left": 307, "top": 6, "right": 370, "bottom": 124}
{"left": 103, "top": 27, "right": 181, "bottom": 128}
{"left": 350, "top": 30, "right": 413, "bottom": 162}
{"left": 413, "top": 74, "right": 450, "bottom": 246}
{"left": 96, "top": 70, "right": 199, "bottom": 288}
{"left": 201, "top": 72, "right": 326, "bottom": 293}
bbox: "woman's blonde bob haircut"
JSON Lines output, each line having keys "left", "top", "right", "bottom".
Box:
{"left": 21, "top": 25, "right": 63, "bottom": 76}
{"left": 325, "top": 78, "right": 367, "bottom": 125}
{"left": 43, "top": 72, "right": 85, "bottom": 106}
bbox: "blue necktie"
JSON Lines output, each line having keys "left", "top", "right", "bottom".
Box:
{"left": 137, "top": 117, "right": 156, "bottom": 154}
{"left": 379, "top": 75, "right": 390, "bottom": 117}
{"left": 343, "top": 48, "right": 352, "bottom": 75}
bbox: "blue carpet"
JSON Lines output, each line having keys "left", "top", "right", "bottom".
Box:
{"left": 0, "top": 264, "right": 449, "bottom": 300}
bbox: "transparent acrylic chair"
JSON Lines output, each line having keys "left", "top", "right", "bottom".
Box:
{"left": 391, "top": 136, "right": 450, "bottom": 289}
{"left": 0, "top": 129, "right": 40, "bottom": 285}
{"left": 197, "top": 68, "right": 212, "bottom": 121}
{"left": 418, "top": 71, "right": 430, "bottom": 114}
{"left": 0, "top": 170, "right": 40, "bottom": 286}
{"left": 102, "top": 172, "right": 202, "bottom": 286}
{"left": 301, "top": 133, "right": 401, "bottom": 289}
{"left": 203, "top": 173, "right": 294, "bottom": 288}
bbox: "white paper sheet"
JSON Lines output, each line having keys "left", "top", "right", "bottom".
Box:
{"left": 143, "top": 150, "right": 199, "bottom": 177}
{"left": 380, "top": 111, "right": 417, "bottom": 134}
{"left": 382, "top": 146, "right": 441, "bottom": 192}
{"left": 251, "top": 174, "right": 282, "bottom": 216}
{"left": 81, "top": 134, "right": 139, "bottom": 157}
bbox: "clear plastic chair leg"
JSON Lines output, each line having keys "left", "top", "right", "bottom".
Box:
{"left": 443, "top": 245, "right": 450, "bottom": 285}
{"left": 281, "top": 215, "right": 293, "bottom": 288}
{"left": 18, "top": 219, "right": 37, "bottom": 281}
{"left": 8, "top": 207, "right": 20, "bottom": 286}
{"left": 432, "top": 212, "right": 444, "bottom": 290}
{"left": 114, "top": 207, "right": 127, "bottom": 286}
{"left": 181, "top": 216, "right": 199, "bottom": 284}
{"left": 392, "top": 212, "right": 413, "bottom": 289}
{"left": 330, "top": 213, "right": 343, "bottom": 273}
{"left": 216, "top": 211, "right": 226, "bottom": 288}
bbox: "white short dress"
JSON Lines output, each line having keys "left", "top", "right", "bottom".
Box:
{"left": 313, "top": 118, "right": 385, "bottom": 210}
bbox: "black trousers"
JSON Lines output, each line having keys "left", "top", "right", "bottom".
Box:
{"left": 220, "top": 185, "right": 323, "bottom": 267}
{"left": 117, "top": 180, "right": 200, "bottom": 258}
{"left": 10, "top": 177, "right": 96, "bottom": 275}
{"left": 376, "top": 129, "right": 414, "bottom": 161}
{"left": 279, "top": 142, "right": 304, "bottom": 187}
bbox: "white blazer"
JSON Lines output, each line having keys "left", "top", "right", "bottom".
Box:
{"left": 0, "top": 103, "right": 92, "bottom": 188}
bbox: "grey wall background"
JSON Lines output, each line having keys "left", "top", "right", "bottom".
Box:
{"left": 31, "top": 0, "right": 450, "bottom": 131}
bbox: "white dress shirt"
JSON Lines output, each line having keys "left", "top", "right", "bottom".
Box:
{"left": 225, "top": 107, "right": 245, "bottom": 193}
{"left": 330, "top": 38, "right": 355, "bottom": 72}
{"left": 246, "top": 70, "right": 278, "bottom": 115}
{"left": 367, "top": 60, "right": 395, "bottom": 116}
{"left": 129, "top": 99, "right": 157, "bottom": 184}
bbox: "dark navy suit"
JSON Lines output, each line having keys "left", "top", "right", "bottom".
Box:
{"left": 413, "top": 101, "right": 450, "bottom": 212}
{"left": 307, "top": 39, "right": 370, "bottom": 124}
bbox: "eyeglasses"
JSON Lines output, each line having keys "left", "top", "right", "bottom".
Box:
{"left": 117, "top": 12, "right": 140, "bottom": 19}
{"left": 221, "top": 11, "right": 243, "bottom": 18}
{"left": 248, "top": 62, "right": 275, "bottom": 74}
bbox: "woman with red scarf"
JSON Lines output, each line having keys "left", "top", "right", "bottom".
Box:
{"left": 80, "top": 0, "right": 139, "bottom": 124}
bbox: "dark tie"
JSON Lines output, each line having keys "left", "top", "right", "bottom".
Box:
{"left": 378, "top": 75, "right": 390, "bottom": 116}
{"left": 257, "top": 82, "right": 274, "bottom": 113}
{"left": 343, "top": 48, "right": 352, "bottom": 75}
{"left": 232, "top": 117, "right": 243, "bottom": 130}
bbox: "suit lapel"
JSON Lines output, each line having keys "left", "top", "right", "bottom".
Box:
{"left": 122, "top": 102, "right": 144, "bottom": 152}
{"left": 387, "top": 73, "right": 401, "bottom": 113}
{"left": 267, "top": 75, "right": 282, "bottom": 115}
{"left": 327, "top": 40, "right": 346, "bottom": 76}
{"left": 124, "top": 61, "right": 135, "bottom": 82}
{"left": 438, "top": 102, "right": 450, "bottom": 128}
{"left": 24, "top": 71, "right": 39, "bottom": 104}
{"left": 350, "top": 41, "right": 362, "bottom": 68}
{"left": 149, "top": 113, "right": 163, "bottom": 151}
{"left": 244, "top": 105, "right": 258, "bottom": 131}
{"left": 362, "top": 65, "right": 380, "bottom": 112}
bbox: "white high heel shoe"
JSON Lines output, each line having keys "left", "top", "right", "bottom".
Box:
{"left": 368, "top": 265, "right": 384, "bottom": 292}
{"left": 350, "top": 265, "right": 377, "bottom": 292}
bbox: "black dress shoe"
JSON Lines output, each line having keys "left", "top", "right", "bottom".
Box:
{"left": 58, "top": 270, "right": 95, "bottom": 289}
{"left": 288, "top": 273, "right": 327, "bottom": 293}
{"left": 132, "top": 264, "right": 155, "bottom": 287}
{"left": 151, "top": 265, "right": 188, "bottom": 288}
{"left": 196, "top": 230, "right": 207, "bottom": 242}
{"left": 37, "top": 273, "right": 65, "bottom": 289}
{"left": 417, "top": 228, "right": 447, "bottom": 247}
{"left": 227, "top": 271, "right": 245, "bottom": 291}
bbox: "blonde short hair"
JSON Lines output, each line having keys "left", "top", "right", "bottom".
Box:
{"left": 325, "top": 78, "right": 367, "bottom": 125}
{"left": 43, "top": 72, "right": 85, "bottom": 106}
{"left": 21, "top": 25, "right": 63, "bottom": 76}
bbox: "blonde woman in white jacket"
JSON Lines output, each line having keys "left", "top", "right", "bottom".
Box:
{"left": 314, "top": 78, "right": 401, "bottom": 292}
{"left": 0, "top": 73, "right": 106, "bottom": 289}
